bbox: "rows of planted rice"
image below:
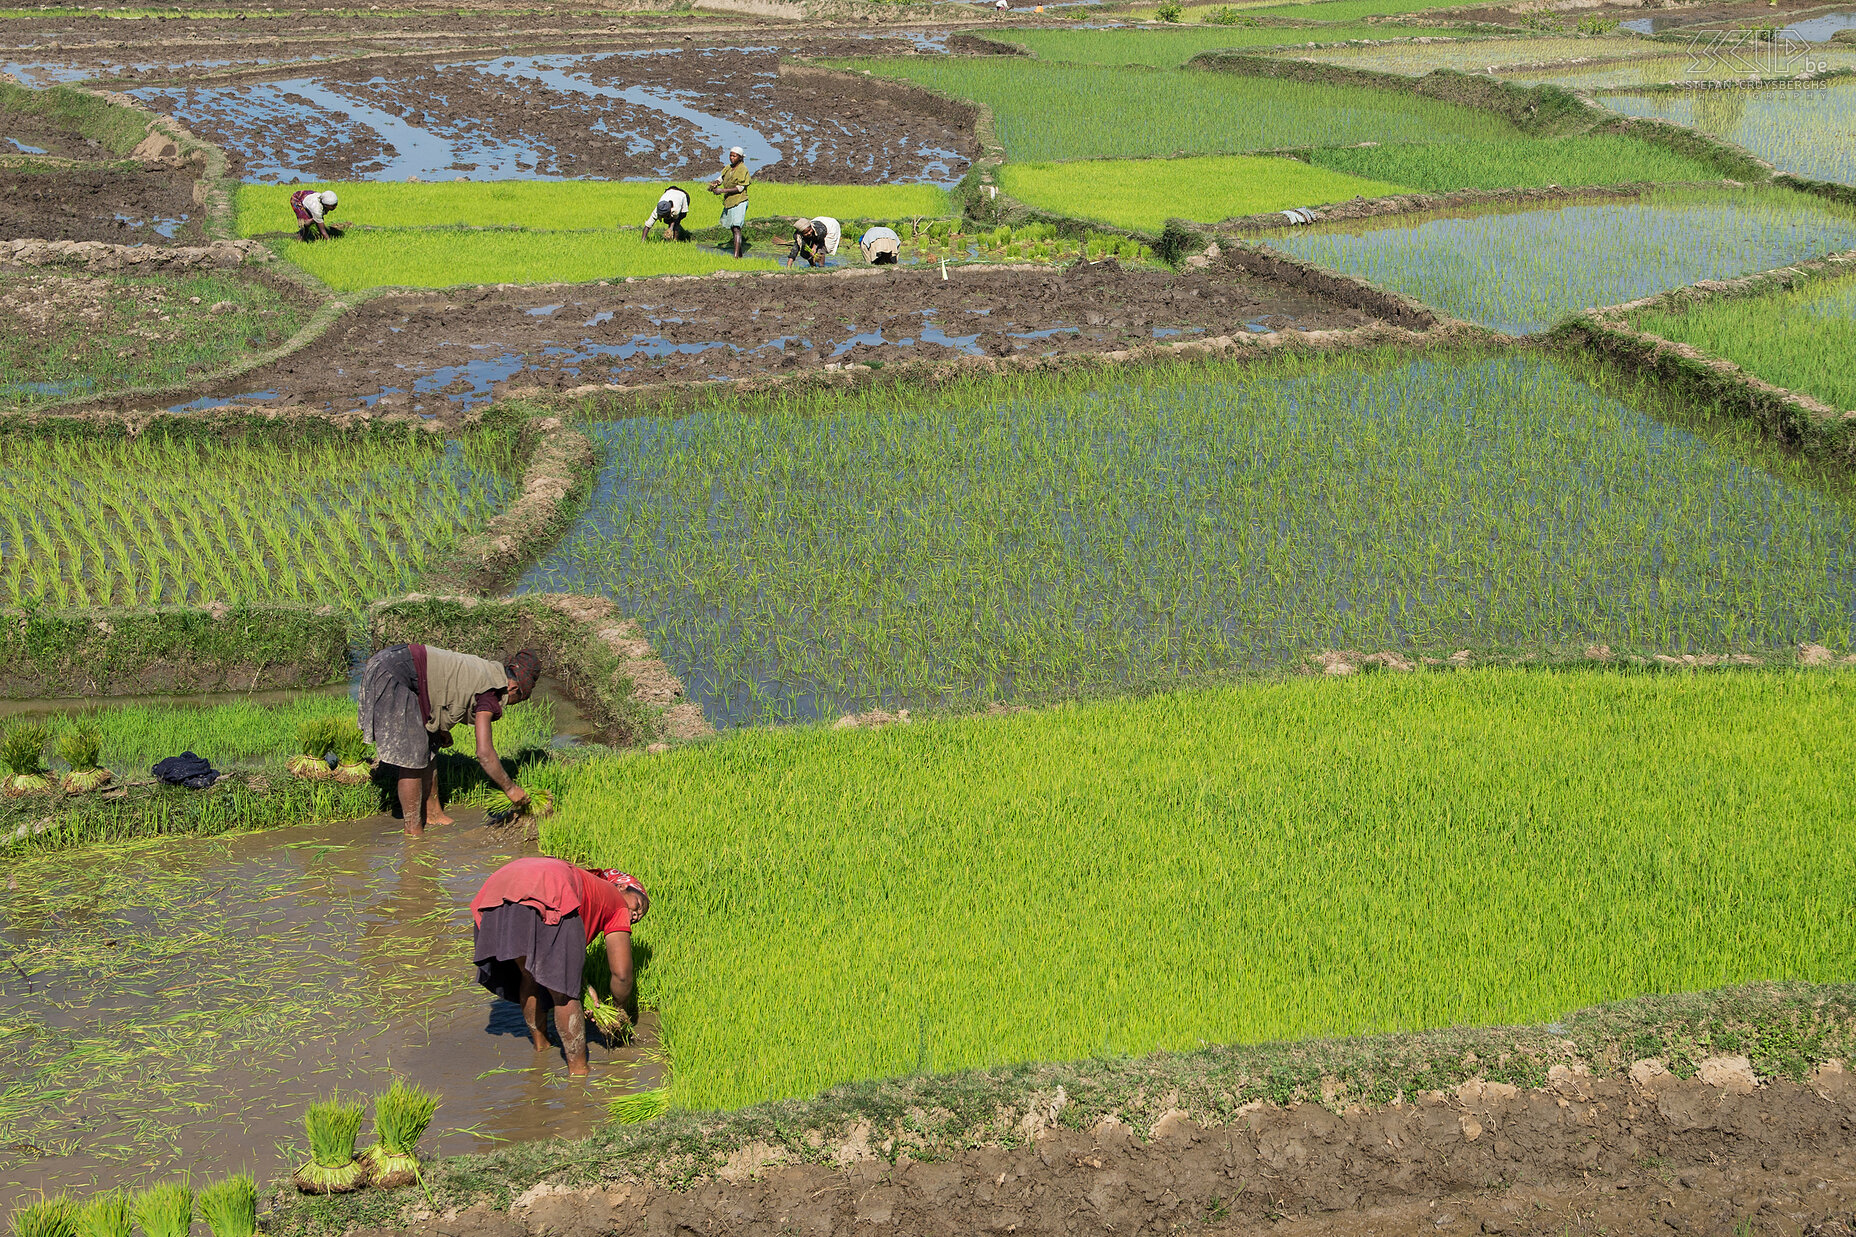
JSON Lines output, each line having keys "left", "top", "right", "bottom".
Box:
{"left": 1603, "top": 81, "right": 1856, "bottom": 186}
{"left": 1629, "top": 270, "right": 1856, "bottom": 410}
{"left": 544, "top": 668, "right": 1856, "bottom": 1110}
{"left": 521, "top": 349, "right": 1856, "bottom": 727}
{"left": 1267, "top": 33, "right": 1662, "bottom": 74}
{"left": 995, "top": 23, "right": 1468, "bottom": 68}
{"left": 998, "top": 154, "right": 1407, "bottom": 228}
{"left": 1303, "top": 133, "right": 1725, "bottom": 191}
{"left": 1261, "top": 186, "right": 1856, "bottom": 333}
{"left": 0, "top": 428, "right": 520, "bottom": 607}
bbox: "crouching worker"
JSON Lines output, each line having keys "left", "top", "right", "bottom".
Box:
{"left": 859, "top": 224, "right": 901, "bottom": 265}
{"left": 641, "top": 184, "right": 691, "bottom": 241}
{"left": 357, "top": 643, "right": 540, "bottom": 836}
{"left": 291, "top": 187, "right": 339, "bottom": 242}
{"left": 470, "top": 858, "right": 648, "bottom": 1075}
{"left": 786, "top": 214, "right": 841, "bottom": 268}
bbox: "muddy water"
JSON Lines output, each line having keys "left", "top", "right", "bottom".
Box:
{"left": 0, "top": 811, "right": 660, "bottom": 1202}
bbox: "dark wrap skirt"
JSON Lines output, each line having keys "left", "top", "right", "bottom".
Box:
{"left": 474, "top": 902, "right": 587, "bottom": 1005}
{"left": 357, "top": 644, "right": 433, "bottom": 770}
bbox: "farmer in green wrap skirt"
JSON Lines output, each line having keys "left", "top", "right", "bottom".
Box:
{"left": 358, "top": 644, "right": 541, "bottom": 836}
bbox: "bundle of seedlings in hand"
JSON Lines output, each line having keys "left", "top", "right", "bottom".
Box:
{"left": 361, "top": 1080, "right": 438, "bottom": 1189}
{"left": 294, "top": 1097, "right": 367, "bottom": 1193}
{"left": 581, "top": 934, "right": 631, "bottom": 1042}
{"left": 196, "top": 1175, "right": 257, "bottom": 1237}
{"left": 56, "top": 723, "right": 112, "bottom": 794}
{"left": 1, "top": 723, "right": 52, "bottom": 796}
{"left": 128, "top": 1183, "right": 191, "bottom": 1237}
{"left": 9, "top": 1197, "right": 77, "bottom": 1237}
{"left": 287, "top": 717, "right": 344, "bottom": 779}
{"left": 70, "top": 1192, "right": 129, "bottom": 1237}
{"left": 518, "top": 787, "right": 555, "bottom": 819}
{"left": 328, "top": 720, "right": 374, "bottom": 786}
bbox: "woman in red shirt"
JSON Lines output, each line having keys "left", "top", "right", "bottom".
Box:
{"left": 470, "top": 857, "right": 649, "bottom": 1075}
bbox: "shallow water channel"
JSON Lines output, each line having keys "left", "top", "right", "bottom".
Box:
{"left": 0, "top": 810, "right": 660, "bottom": 1201}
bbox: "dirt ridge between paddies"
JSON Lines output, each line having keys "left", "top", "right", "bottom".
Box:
{"left": 1554, "top": 247, "right": 1856, "bottom": 460}
{"left": 267, "top": 981, "right": 1856, "bottom": 1236}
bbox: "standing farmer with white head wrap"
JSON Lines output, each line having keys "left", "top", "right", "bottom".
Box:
{"left": 708, "top": 145, "right": 751, "bottom": 258}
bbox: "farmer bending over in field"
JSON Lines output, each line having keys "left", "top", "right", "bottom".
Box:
{"left": 357, "top": 643, "right": 540, "bottom": 837}
{"left": 709, "top": 145, "right": 751, "bottom": 258}
{"left": 291, "top": 188, "right": 339, "bottom": 242}
{"left": 470, "top": 858, "right": 648, "bottom": 1075}
{"left": 787, "top": 215, "right": 841, "bottom": 268}
{"left": 641, "top": 184, "right": 691, "bottom": 242}
{"left": 859, "top": 225, "right": 901, "bottom": 265}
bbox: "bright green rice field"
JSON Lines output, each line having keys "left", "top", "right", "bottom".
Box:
{"left": 1630, "top": 272, "right": 1856, "bottom": 411}
{"left": 997, "top": 23, "right": 1467, "bottom": 67}
{"left": 545, "top": 667, "right": 1856, "bottom": 1110}
{"left": 999, "top": 155, "right": 1408, "bottom": 228}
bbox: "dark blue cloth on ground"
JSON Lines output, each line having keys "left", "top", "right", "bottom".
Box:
{"left": 152, "top": 751, "right": 220, "bottom": 789}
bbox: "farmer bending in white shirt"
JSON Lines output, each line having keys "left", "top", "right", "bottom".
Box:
{"left": 787, "top": 215, "right": 841, "bottom": 268}
{"left": 641, "top": 185, "right": 691, "bottom": 242}
{"left": 859, "top": 225, "right": 901, "bottom": 265}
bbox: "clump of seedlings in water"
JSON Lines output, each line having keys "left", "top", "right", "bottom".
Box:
{"left": 1, "top": 723, "right": 53, "bottom": 795}
{"left": 361, "top": 1080, "right": 438, "bottom": 1189}
{"left": 581, "top": 933, "right": 630, "bottom": 1041}
{"left": 287, "top": 717, "right": 343, "bottom": 779}
{"left": 197, "top": 1175, "right": 257, "bottom": 1237}
{"left": 9, "top": 1196, "right": 77, "bottom": 1237}
{"left": 295, "top": 1096, "right": 368, "bottom": 1193}
{"left": 328, "top": 719, "right": 374, "bottom": 786}
{"left": 56, "top": 723, "right": 112, "bottom": 794}
{"left": 70, "top": 1191, "right": 129, "bottom": 1237}
{"left": 129, "top": 1183, "right": 191, "bottom": 1237}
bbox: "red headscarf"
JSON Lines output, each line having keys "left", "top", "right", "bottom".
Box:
{"left": 588, "top": 868, "right": 649, "bottom": 921}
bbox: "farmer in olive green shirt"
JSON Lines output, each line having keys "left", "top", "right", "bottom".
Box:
{"left": 709, "top": 145, "right": 751, "bottom": 258}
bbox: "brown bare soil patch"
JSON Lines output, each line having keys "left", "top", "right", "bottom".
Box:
{"left": 157, "top": 259, "right": 1372, "bottom": 415}
{"left": 0, "top": 163, "right": 202, "bottom": 243}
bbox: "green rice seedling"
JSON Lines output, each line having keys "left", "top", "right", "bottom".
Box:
{"left": 1001, "top": 154, "right": 1408, "bottom": 229}
{"left": 128, "top": 1184, "right": 191, "bottom": 1237}
{"left": 581, "top": 932, "right": 631, "bottom": 1042}
{"left": 1262, "top": 186, "right": 1856, "bottom": 333}
{"left": 289, "top": 717, "right": 344, "bottom": 779}
{"left": 9, "top": 1198, "right": 76, "bottom": 1237}
{"left": 195, "top": 1176, "right": 256, "bottom": 1237}
{"left": 55, "top": 723, "right": 112, "bottom": 794}
{"left": 1630, "top": 271, "right": 1856, "bottom": 410}
{"left": 1306, "top": 134, "right": 1725, "bottom": 192}
{"left": 1, "top": 723, "right": 51, "bottom": 795}
{"left": 360, "top": 1080, "right": 437, "bottom": 1188}
{"left": 295, "top": 1097, "right": 367, "bottom": 1193}
{"left": 608, "top": 1087, "right": 670, "bottom": 1125}
{"left": 1603, "top": 80, "right": 1856, "bottom": 185}
{"left": 327, "top": 718, "right": 373, "bottom": 785}
{"left": 829, "top": 57, "right": 1519, "bottom": 161}
{"left": 1277, "top": 35, "right": 1657, "bottom": 76}
{"left": 68, "top": 1194, "right": 127, "bottom": 1237}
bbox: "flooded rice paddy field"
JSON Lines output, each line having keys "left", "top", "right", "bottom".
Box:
{"left": 0, "top": 810, "right": 660, "bottom": 1199}
{"left": 127, "top": 39, "right": 972, "bottom": 185}
{"left": 1603, "top": 80, "right": 1856, "bottom": 187}
{"left": 0, "top": 165, "right": 199, "bottom": 244}
{"left": 165, "top": 259, "right": 1365, "bottom": 414}
{"left": 520, "top": 351, "right": 1856, "bottom": 726}
{"left": 1262, "top": 187, "right": 1856, "bottom": 334}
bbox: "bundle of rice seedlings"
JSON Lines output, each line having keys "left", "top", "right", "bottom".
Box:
{"left": 128, "top": 1183, "right": 191, "bottom": 1237}
{"left": 56, "top": 723, "right": 112, "bottom": 794}
{"left": 581, "top": 933, "right": 631, "bottom": 1042}
{"left": 70, "top": 1192, "right": 129, "bottom": 1237}
{"left": 518, "top": 787, "right": 554, "bottom": 819}
{"left": 196, "top": 1175, "right": 257, "bottom": 1237}
{"left": 328, "top": 719, "right": 373, "bottom": 786}
{"left": 360, "top": 1079, "right": 438, "bottom": 1189}
{"left": 1, "top": 723, "right": 52, "bottom": 796}
{"left": 9, "top": 1197, "right": 77, "bottom": 1237}
{"left": 608, "top": 1087, "right": 669, "bottom": 1125}
{"left": 287, "top": 717, "right": 342, "bottom": 779}
{"left": 294, "top": 1097, "right": 367, "bottom": 1193}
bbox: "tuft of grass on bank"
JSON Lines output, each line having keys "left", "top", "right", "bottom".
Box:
{"left": 0, "top": 270, "right": 307, "bottom": 410}
{"left": 1629, "top": 271, "right": 1856, "bottom": 411}
{"left": 274, "top": 227, "right": 782, "bottom": 291}
{"left": 999, "top": 23, "right": 1469, "bottom": 67}
{"left": 0, "top": 424, "right": 522, "bottom": 607}
{"left": 526, "top": 349, "right": 1856, "bottom": 727}
{"left": 0, "top": 81, "right": 148, "bottom": 156}
{"left": 235, "top": 182, "right": 951, "bottom": 239}
{"left": 833, "top": 57, "right": 1519, "bottom": 161}
{"left": 1307, "top": 133, "right": 1727, "bottom": 191}
{"left": 1000, "top": 154, "right": 1410, "bottom": 229}
{"left": 544, "top": 668, "right": 1856, "bottom": 1111}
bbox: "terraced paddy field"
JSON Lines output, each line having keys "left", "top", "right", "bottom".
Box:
{"left": 1603, "top": 80, "right": 1856, "bottom": 185}
{"left": 993, "top": 23, "right": 1469, "bottom": 66}
{"left": 524, "top": 350, "right": 1856, "bottom": 726}
{"left": 1261, "top": 186, "right": 1856, "bottom": 332}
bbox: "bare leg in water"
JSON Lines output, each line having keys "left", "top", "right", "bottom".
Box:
{"left": 422, "top": 764, "right": 454, "bottom": 828}
{"left": 519, "top": 964, "right": 591, "bottom": 1075}
{"left": 395, "top": 770, "right": 425, "bottom": 838}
